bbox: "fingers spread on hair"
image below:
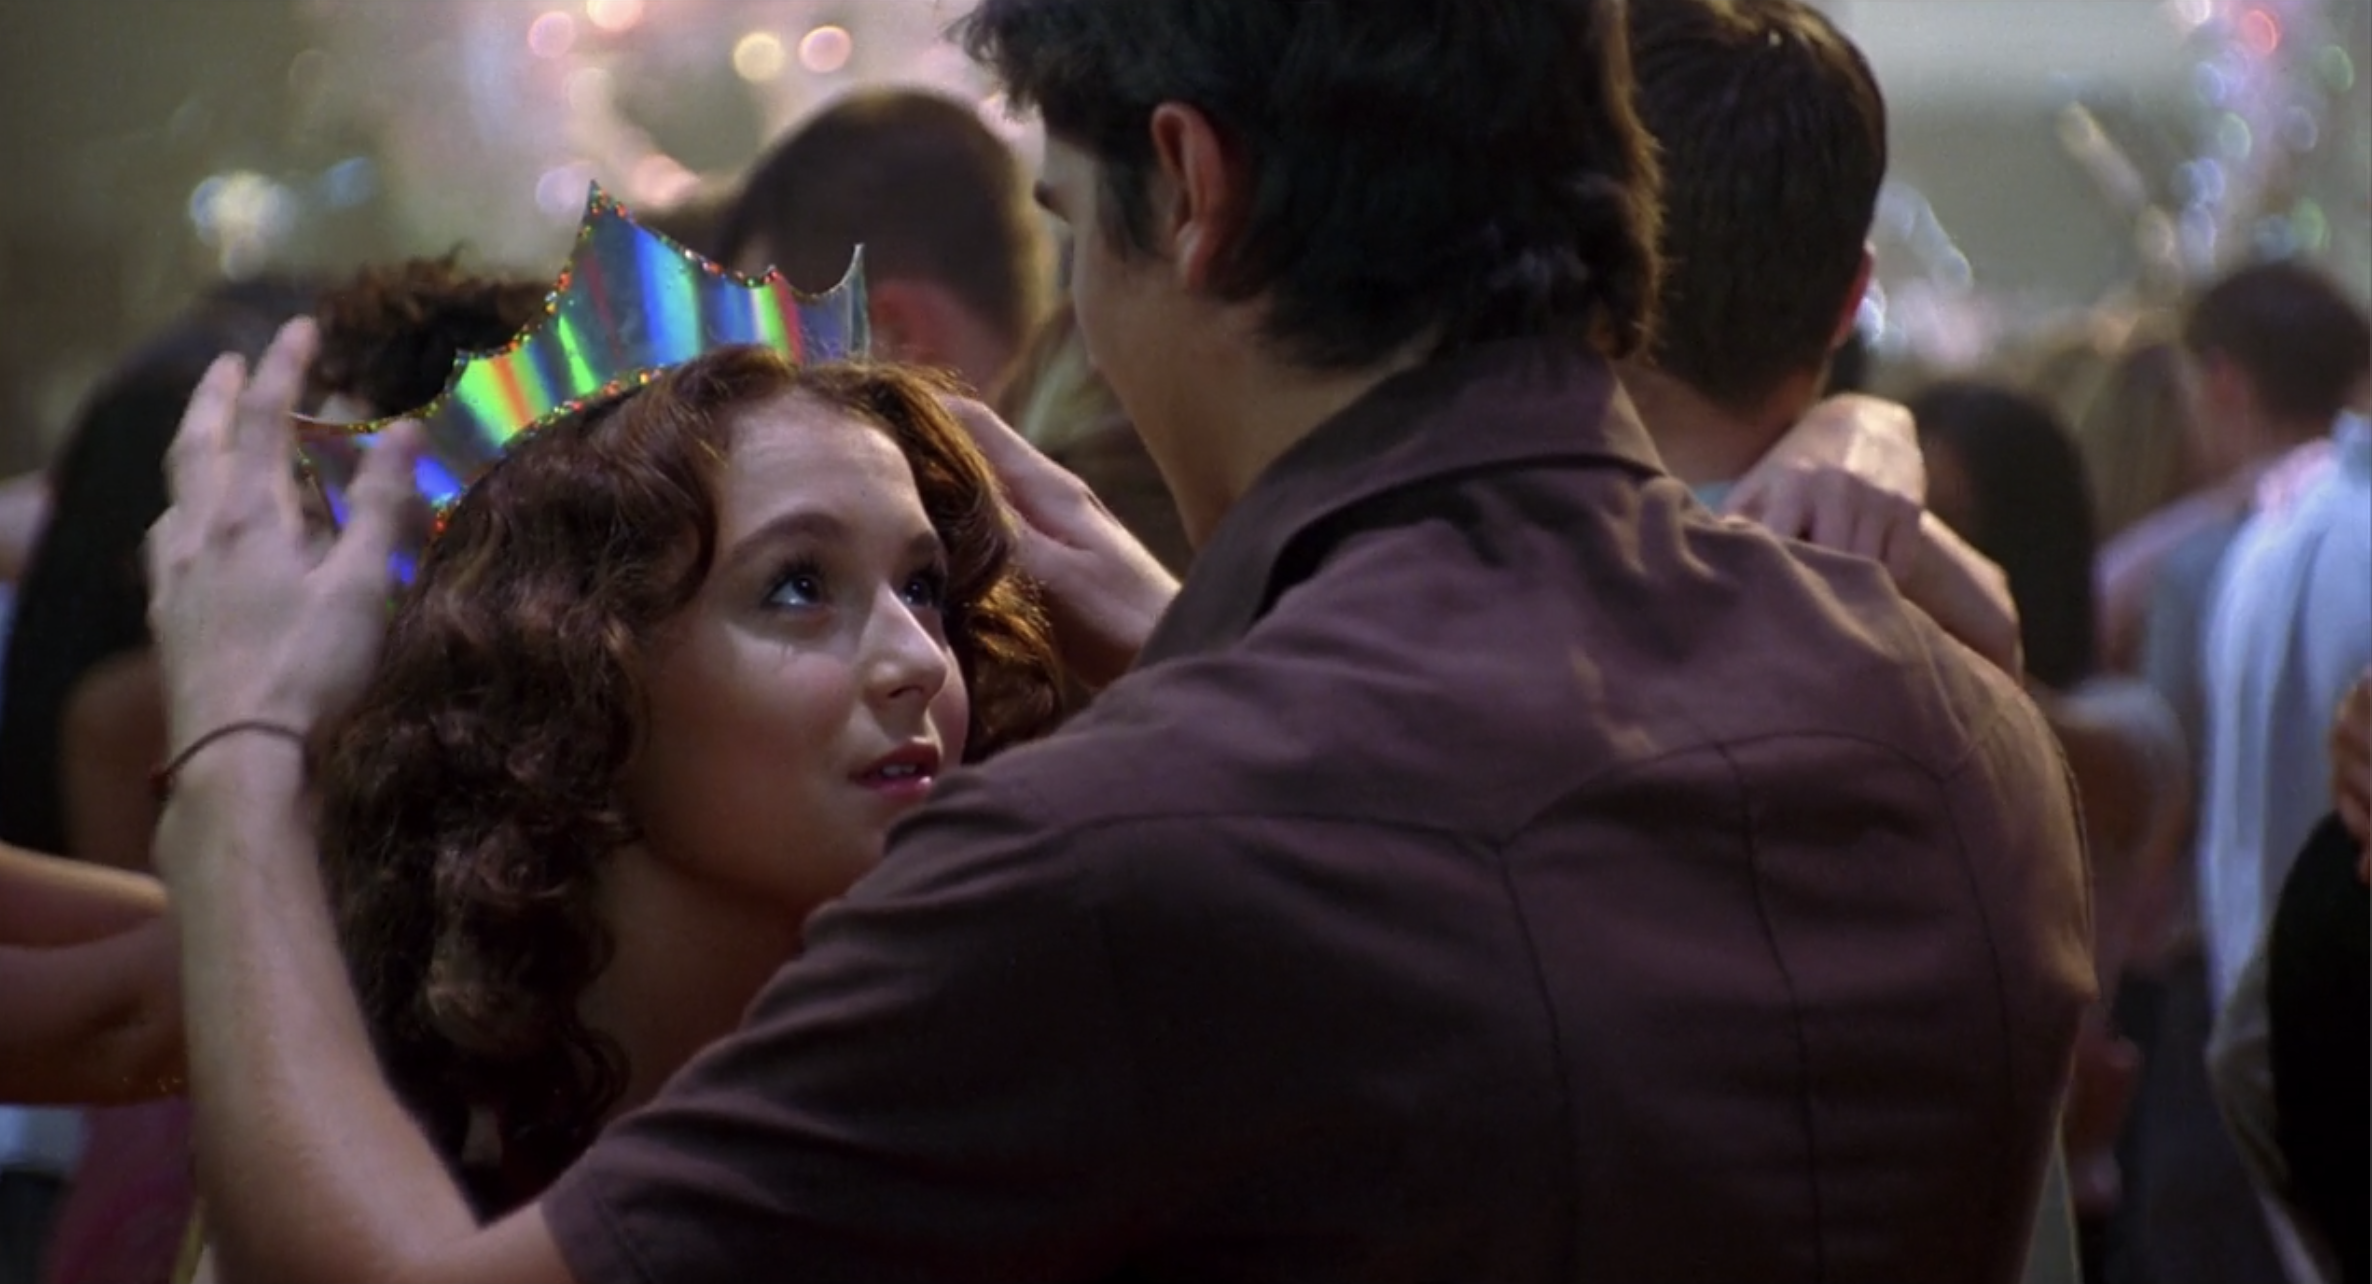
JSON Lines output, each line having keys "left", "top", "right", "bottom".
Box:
{"left": 165, "top": 355, "right": 248, "bottom": 508}
{"left": 320, "top": 420, "right": 421, "bottom": 598}
{"left": 941, "top": 395, "right": 1090, "bottom": 531}
{"left": 233, "top": 320, "right": 318, "bottom": 526}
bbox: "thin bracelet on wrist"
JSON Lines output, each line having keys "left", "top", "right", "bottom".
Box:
{"left": 150, "top": 720, "right": 309, "bottom": 801}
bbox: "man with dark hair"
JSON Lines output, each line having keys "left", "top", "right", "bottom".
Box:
{"left": 2127, "top": 260, "right": 2370, "bottom": 752}
{"left": 2183, "top": 261, "right": 2371, "bottom": 443}
{"left": 141, "top": 3, "right": 2087, "bottom": 1282}
{"left": 1628, "top": 0, "right": 1886, "bottom": 457}
{"left": 1621, "top": 0, "right": 2019, "bottom": 672}
{"left": 718, "top": 88, "right": 1051, "bottom": 394}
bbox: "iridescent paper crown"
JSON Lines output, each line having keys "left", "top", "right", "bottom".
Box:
{"left": 298, "top": 182, "right": 869, "bottom": 525}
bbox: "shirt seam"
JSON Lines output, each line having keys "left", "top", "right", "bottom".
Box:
{"left": 566, "top": 1161, "right": 663, "bottom": 1284}
{"left": 1490, "top": 833, "right": 1584, "bottom": 1280}
{"left": 1707, "top": 735, "right": 1829, "bottom": 1281}
{"left": 1935, "top": 734, "right": 2029, "bottom": 1251}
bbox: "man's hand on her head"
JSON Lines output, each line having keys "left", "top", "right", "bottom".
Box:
{"left": 1726, "top": 393, "right": 1926, "bottom": 585}
{"left": 941, "top": 397, "right": 1179, "bottom": 690}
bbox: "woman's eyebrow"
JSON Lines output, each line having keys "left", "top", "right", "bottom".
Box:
{"left": 723, "top": 510, "right": 847, "bottom": 569}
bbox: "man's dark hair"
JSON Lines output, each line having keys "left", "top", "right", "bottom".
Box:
{"left": 716, "top": 89, "right": 1049, "bottom": 354}
{"left": 956, "top": 0, "right": 1661, "bottom": 370}
{"left": 310, "top": 257, "right": 551, "bottom": 414}
{"left": 1630, "top": 0, "right": 1886, "bottom": 413}
{"left": 2182, "top": 261, "right": 2370, "bottom": 426}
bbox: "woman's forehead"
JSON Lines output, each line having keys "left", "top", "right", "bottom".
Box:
{"left": 718, "top": 392, "right": 921, "bottom": 520}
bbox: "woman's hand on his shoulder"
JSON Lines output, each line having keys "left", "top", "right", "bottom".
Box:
{"left": 1724, "top": 393, "right": 1926, "bottom": 585}
{"left": 145, "top": 319, "right": 422, "bottom": 754}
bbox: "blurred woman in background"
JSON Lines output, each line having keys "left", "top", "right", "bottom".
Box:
{"left": 1911, "top": 380, "right": 2190, "bottom": 1258}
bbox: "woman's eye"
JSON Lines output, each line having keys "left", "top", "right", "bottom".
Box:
{"left": 902, "top": 565, "right": 949, "bottom": 611}
{"left": 766, "top": 565, "right": 826, "bottom": 608}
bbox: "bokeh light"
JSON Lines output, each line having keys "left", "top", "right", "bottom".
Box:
{"left": 537, "top": 163, "right": 595, "bottom": 219}
{"left": 2238, "top": 8, "right": 2282, "bottom": 57}
{"left": 2192, "top": 61, "right": 2232, "bottom": 107}
{"left": 187, "top": 171, "right": 298, "bottom": 278}
{"left": 585, "top": 0, "right": 645, "bottom": 34}
{"left": 799, "top": 25, "right": 854, "bottom": 74}
{"left": 733, "top": 31, "right": 787, "bottom": 82}
{"left": 2215, "top": 111, "right": 2255, "bottom": 160}
{"left": 528, "top": 11, "right": 578, "bottom": 60}
{"left": 2292, "top": 199, "right": 2330, "bottom": 251}
{"left": 2316, "top": 45, "right": 2357, "bottom": 94}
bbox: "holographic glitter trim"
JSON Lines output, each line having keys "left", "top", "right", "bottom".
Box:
{"left": 297, "top": 182, "right": 869, "bottom": 524}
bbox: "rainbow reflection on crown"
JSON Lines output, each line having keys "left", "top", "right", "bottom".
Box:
{"left": 298, "top": 183, "right": 869, "bottom": 529}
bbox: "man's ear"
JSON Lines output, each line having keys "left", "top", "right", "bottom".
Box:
{"left": 1830, "top": 246, "right": 1876, "bottom": 351}
{"left": 1146, "top": 102, "right": 1240, "bottom": 293}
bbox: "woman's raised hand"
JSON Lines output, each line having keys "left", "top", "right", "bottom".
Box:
{"left": 145, "top": 319, "right": 422, "bottom": 749}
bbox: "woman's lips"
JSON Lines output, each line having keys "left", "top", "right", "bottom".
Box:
{"left": 854, "top": 743, "right": 941, "bottom": 802}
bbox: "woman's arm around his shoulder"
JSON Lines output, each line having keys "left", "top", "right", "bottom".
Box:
{"left": 1730, "top": 394, "right": 2024, "bottom": 678}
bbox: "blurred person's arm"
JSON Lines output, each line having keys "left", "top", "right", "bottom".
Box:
{"left": 1895, "top": 515, "right": 2025, "bottom": 679}
{"left": 0, "top": 842, "right": 182, "bottom": 1103}
{"left": 0, "top": 838, "right": 161, "bottom": 946}
{"left": 61, "top": 649, "right": 168, "bottom": 872}
{"left": 1728, "top": 394, "right": 2024, "bottom": 677}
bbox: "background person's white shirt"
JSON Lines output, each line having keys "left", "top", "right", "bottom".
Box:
{"left": 2197, "top": 412, "right": 2372, "bottom": 1008}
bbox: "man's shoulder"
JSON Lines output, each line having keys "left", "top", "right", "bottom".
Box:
{"left": 898, "top": 463, "right": 2058, "bottom": 865}
{"left": 928, "top": 653, "right": 1339, "bottom": 839}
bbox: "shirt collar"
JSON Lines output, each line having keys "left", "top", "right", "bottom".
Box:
{"left": 1139, "top": 336, "right": 1664, "bottom": 664}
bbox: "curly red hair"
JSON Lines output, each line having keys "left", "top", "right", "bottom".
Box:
{"left": 318, "top": 347, "right": 1061, "bottom": 1208}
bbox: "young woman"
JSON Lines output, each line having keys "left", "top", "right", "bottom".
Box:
{"left": 313, "top": 345, "right": 1063, "bottom": 1210}
{"left": 1912, "top": 379, "right": 2190, "bottom": 1237}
